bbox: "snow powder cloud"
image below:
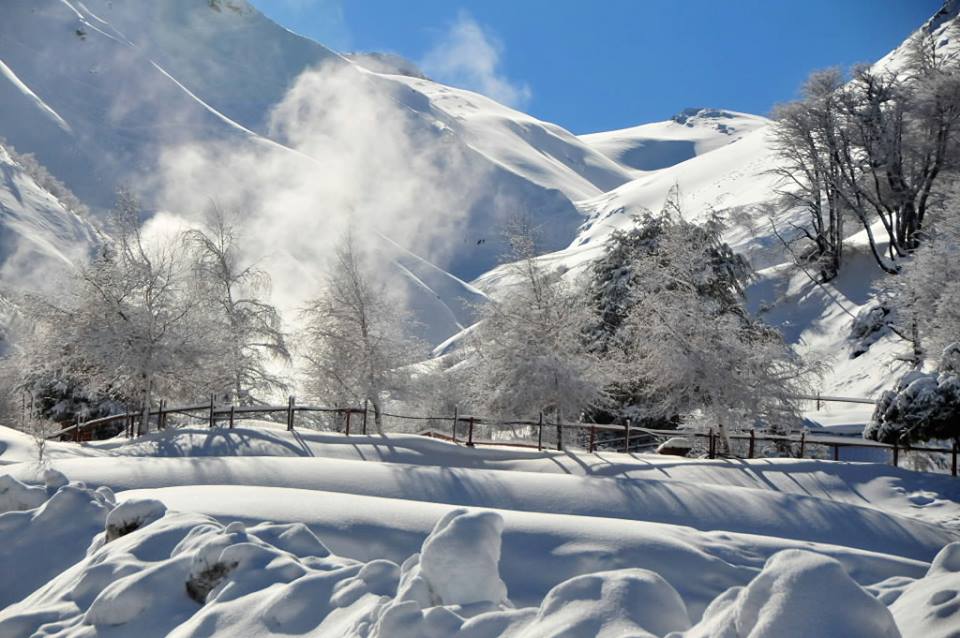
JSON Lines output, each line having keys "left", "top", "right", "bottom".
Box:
{"left": 421, "top": 11, "right": 532, "bottom": 109}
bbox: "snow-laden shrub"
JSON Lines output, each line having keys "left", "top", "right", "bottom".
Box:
{"left": 866, "top": 343, "right": 960, "bottom": 444}
{"left": 105, "top": 499, "right": 167, "bottom": 542}
{"left": 0, "top": 474, "right": 48, "bottom": 514}
{"left": 0, "top": 476, "right": 113, "bottom": 609}
{"left": 419, "top": 509, "right": 508, "bottom": 606}
{"left": 392, "top": 508, "right": 509, "bottom": 611}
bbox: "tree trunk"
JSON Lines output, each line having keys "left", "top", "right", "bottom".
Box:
{"left": 140, "top": 373, "right": 153, "bottom": 435}
{"left": 370, "top": 395, "right": 384, "bottom": 434}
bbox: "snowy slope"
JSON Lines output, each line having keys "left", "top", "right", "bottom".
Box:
{"left": 0, "top": 143, "right": 99, "bottom": 285}
{"left": 0, "top": 141, "right": 101, "bottom": 352}
{"left": 579, "top": 108, "right": 769, "bottom": 173}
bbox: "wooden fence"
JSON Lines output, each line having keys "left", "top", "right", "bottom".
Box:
{"left": 44, "top": 395, "right": 959, "bottom": 476}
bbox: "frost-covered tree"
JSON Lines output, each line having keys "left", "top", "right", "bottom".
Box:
{"left": 186, "top": 205, "right": 290, "bottom": 404}
{"left": 593, "top": 192, "right": 809, "bottom": 450}
{"left": 300, "top": 231, "right": 426, "bottom": 432}
{"left": 13, "top": 192, "right": 215, "bottom": 431}
{"left": 467, "top": 223, "right": 609, "bottom": 425}
{"left": 878, "top": 178, "right": 960, "bottom": 368}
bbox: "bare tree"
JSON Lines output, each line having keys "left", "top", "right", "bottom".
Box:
{"left": 771, "top": 33, "right": 960, "bottom": 275}
{"left": 770, "top": 70, "right": 847, "bottom": 281}
{"left": 300, "top": 230, "right": 426, "bottom": 432}
{"left": 186, "top": 204, "right": 290, "bottom": 404}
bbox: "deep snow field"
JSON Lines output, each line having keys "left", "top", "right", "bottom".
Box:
{"left": 1, "top": 420, "right": 959, "bottom": 637}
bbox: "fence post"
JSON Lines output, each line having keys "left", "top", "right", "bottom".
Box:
{"left": 953, "top": 441, "right": 958, "bottom": 477}
{"left": 362, "top": 399, "right": 368, "bottom": 435}
{"left": 833, "top": 444, "right": 839, "bottom": 461}
{"left": 229, "top": 404, "right": 235, "bottom": 429}
{"left": 208, "top": 395, "right": 215, "bottom": 429}
{"left": 623, "top": 419, "right": 631, "bottom": 454}
{"left": 556, "top": 412, "right": 563, "bottom": 452}
{"left": 467, "top": 416, "right": 475, "bottom": 447}
{"left": 892, "top": 442, "right": 899, "bottom": 467}
{"left": 286, "top": 396, "right": 295, "bottom": 431}
{"left": 75, "top": 415, "right": 81, "bottom": 443}
{"left": 589, "top": 424, "right": 596, "bottom": 453}
{"left": 452, "top": 406, "right": 458, "bottom": 443}
{"left": 708, "top": 429, "right": 716, "bottom": 459}
{"left": 748, "top": 429, "right": 755, "bottom": 459}
{"left": 816, "top": 392, "right": 821, "bottom": 411}
{"left": 798, "top": 431, "right": 806, "bottom": 459}
{"left": 537, "top": 412, "right": 543, "bottom": 451}
{"left": 159, "top": 399, "right": 166, "bottom": 431}
{"left": 345, "top": 408, "right": 352, "bottom": 436}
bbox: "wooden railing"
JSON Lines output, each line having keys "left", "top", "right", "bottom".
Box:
{"left": 45, "top": 396, "right": 959, "bottom": 476}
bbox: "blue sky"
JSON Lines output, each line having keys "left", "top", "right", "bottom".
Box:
{"left": 252, "top": 0, "right": 943, "bottom": 134}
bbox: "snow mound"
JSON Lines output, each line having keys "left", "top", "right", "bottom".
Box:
{"left": 885, "top": 542, "right": 960, "bottom": 638}
{"left": 0, "top": 476, "right": 113, "bottom": 608}
{"left": 677, "top": 550, "right": 901, "bottom": 638}
{"left": 0, "top": 473, "right": 48, "bottom": 513}
{"left": 521, "top": 569, "right": 691, "bottom": 638}
{"left": 105, "top": 498, "right": 167, "bottom": 542}
{"left": 419, "top": 508, "right": 509, "bottom": 606}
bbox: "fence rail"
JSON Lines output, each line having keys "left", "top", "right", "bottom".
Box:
{"left": 45, "top": 395, "right": 960, "bottom": 476}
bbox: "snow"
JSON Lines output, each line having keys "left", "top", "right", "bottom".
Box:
{"left": 0, "top": 421, "right": 957, "bottom": 635}
{"left": 0, "top": 0, "right": 959, "bottom": 634}
{"left": 417, "top": 509, "right": 508, "bottom": 606}
{"left": 677, "top": 550, "right": 901, "bottom": 638}
{"left": 579, "top": 108, "right": 768, "bottom": 173}
{"left": 881, "top": 542, "right": 960, "bottom": 638}
{"left": 524, "top": 569, "right": 691, "bottom": 637}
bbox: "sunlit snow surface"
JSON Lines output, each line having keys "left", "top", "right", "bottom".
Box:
{"left": 0, "top": 421, "right": 958, "bottom": 636}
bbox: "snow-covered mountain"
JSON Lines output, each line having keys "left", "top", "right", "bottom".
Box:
{"left": 579, "top": 108, "right": 768, "bottom": 173}
{"left": 0, "top": 139, "right": 100, "bottom": 310}
{"left": 1, "top": 0, "right": 958, "bottom": 404}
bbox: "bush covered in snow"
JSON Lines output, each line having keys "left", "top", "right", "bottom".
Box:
{"left": 866, "top": 343, "right": 960, "bottom": 445}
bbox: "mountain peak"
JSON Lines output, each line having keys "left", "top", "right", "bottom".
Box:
{"left": 670, "top": 108, "right": 736, "bottom": 126}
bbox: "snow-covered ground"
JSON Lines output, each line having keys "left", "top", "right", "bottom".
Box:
{"left": 1, "top": 421, "right": 958, "bottom": 636}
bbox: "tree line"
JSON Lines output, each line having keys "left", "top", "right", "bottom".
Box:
{"left": 0, "top": 188, "right": 811, "bottom": 452}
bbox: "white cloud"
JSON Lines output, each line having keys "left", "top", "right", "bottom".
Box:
{"left": 421, "top": 12, "right": 532, "bottom": 108}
